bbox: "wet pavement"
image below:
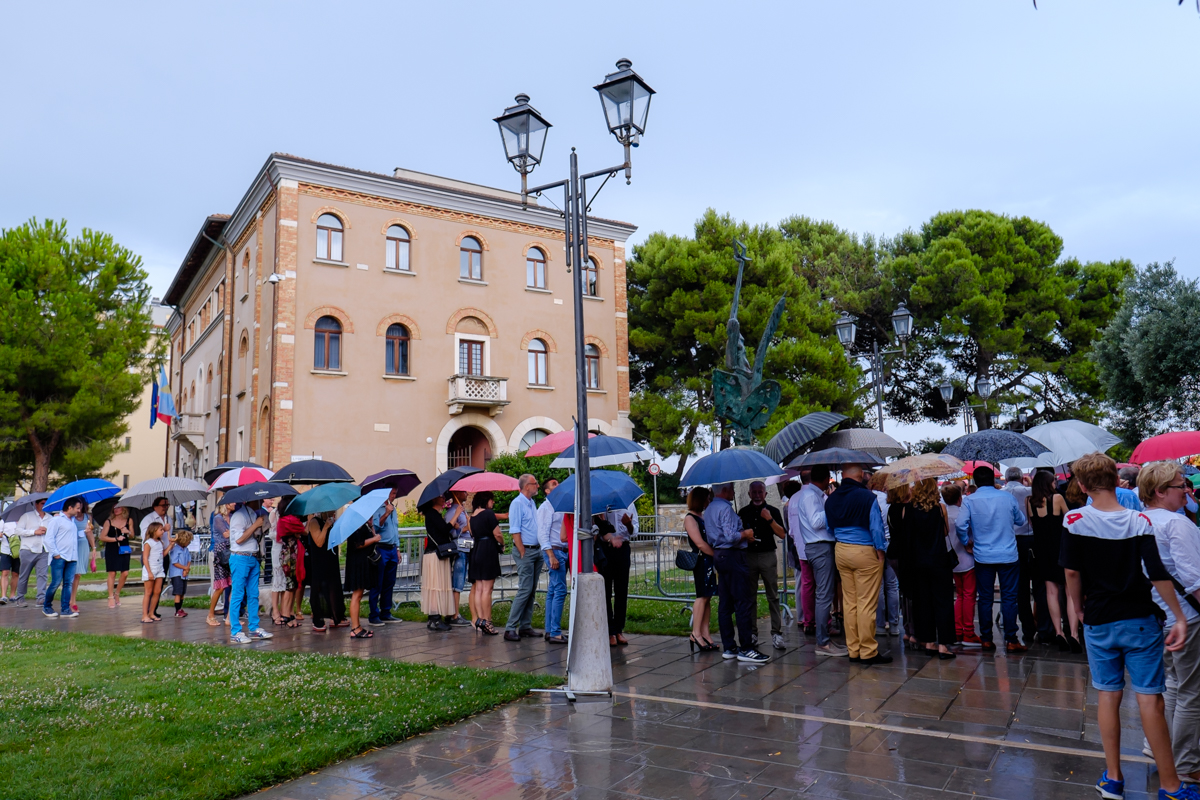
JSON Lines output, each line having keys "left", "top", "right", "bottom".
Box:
{"left": 0, "top": 600, "right": 1168, "bottom": 799}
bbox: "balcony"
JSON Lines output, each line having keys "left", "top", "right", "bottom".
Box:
{"left": 171, "top": 413, "right": 206, "bottom": 455}
{"left": 447, "top": 374, "right": 510, "bottom": 417}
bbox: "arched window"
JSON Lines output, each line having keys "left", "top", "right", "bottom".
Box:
{"left": 519, "top": 429, "right": 550, "bottom": 451}
{"left": 205, "top": 366, "right": 213, "bottom": 410}
{"left": 385, "top": 225, "right": 411, "bottom": 272}
{"left": 460, "top": 236, "right": 482, "bottom": 280}
{"left": 316, "top": 214, "right": 344, "bottom": 262}
{"left": 314, "top": 316, "right": 342, "bottom": 370}
{"left": 585, "top": 344, "right": 601, "bottom": 388}
{"left": 242, "top": 252, "right": 251, "bottom": 294}
{"left": 189, "top": 381, "right": 196, "bottom": 412}
{"left": 526, "top": 247, "right": 546, "bottom": 289}
{"left": 238, "top": 334, "right": 249, "bottom": 393}
{"left": 527, "top": 338, "right": 548, "bottom": 385}
{"left": 385, "top": 323, "right": 410, "bottom": 375}
{"left": 585, "top": 256, "right": 600, "bottom": 297}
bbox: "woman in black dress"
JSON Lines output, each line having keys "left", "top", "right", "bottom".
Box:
{"left": 305, "top": 512, "right": 346, "bottom": 632}
{"left": 885, "top": 485, "right": 917, "bottom": 652}
{"left": 343, "top": 522, "right": 380, "bottom": 639}
{"left": 467, "top": 491, "right": 503, "bottom": 635}
{"left": 683, "top": 487, "right": 717, "bottom": 652}
{"left": 1028, "top": 470, "right": 1078, "bottom": 652}
{"left": 898, "top": 479, "right": 956, "bottom": 659}
{"left": 99, "top": 505, "right": 134, "bottom": 608}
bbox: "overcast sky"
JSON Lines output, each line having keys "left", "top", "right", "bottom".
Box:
{"left": 3, "top": 1, "right": 1196, "bottom": 446}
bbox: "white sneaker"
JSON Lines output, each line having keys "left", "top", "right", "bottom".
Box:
{"left": 42, "top": 609, "right": 58, "bottom": 618}
{"left": 230, "top": 632, "right": 252, "bottom": 644}
{"left": 816, "top": 643, "right": 849, "bottom": 657}
{"left": 737, "top": 648, "right": 770, "bottom": 663}
{"left": 772, "top": 633, "right": 786, "bottom": 650}
{"left": 62, "top": 611, "right": 79, "bottom": 618}
{"left": 248, "top": 628, "right": 274, "bottom": 640}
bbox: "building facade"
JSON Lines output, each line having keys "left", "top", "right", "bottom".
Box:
{"left": 163, "top": 154, "right": 636, "bottom": 491}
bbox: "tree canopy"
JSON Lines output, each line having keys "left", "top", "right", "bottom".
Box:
{"left": 627, "top": 210, "right": 861, "bottom": 478}
{"left": 1093, "top": 261, "right": 1200, "bottom": 443}
{"left": 0, "top": 219, "right": 161, "bottom": 491}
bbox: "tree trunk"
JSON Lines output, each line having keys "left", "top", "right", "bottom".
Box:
{"left": 672, "top": 419, "right": 698, "bottom": 482}
{"left": 28, "top": 430, "right": 58, "bottom": 492}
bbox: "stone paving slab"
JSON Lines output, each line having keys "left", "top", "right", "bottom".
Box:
{"left": 0, "top": 600, "right": 1168, "bottom": 799}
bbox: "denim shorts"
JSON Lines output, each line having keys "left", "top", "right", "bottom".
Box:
{"left": 1084, "top": 615, "right": 1166, "bottom": 694}
{"left": 451, "top": 551, "right": 468, "bottom": 593}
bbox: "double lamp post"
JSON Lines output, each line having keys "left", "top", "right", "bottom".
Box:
{"left": 834, "top": 303, "right": 913, "bottom": 433}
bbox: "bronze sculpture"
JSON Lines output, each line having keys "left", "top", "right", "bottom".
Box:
{"left": 712, "top": 240, "right": 786, "bottom": 446}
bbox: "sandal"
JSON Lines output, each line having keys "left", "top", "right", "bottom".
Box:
{"left": 349, "top": 627, "right": 373, "bottom": 639}
{"left": 205, "top": 616, "right": 221, "bottom": 627}
{"left": 311, "top": 624, "right": 328, "bottom": 632}
{"left": 334, "top": 620, "right": 350, "bottom": 628}
{"left": 480, "top": 620, "right": 499, "bottom": 636}
{"left": 285, "top": 618, "right": 300, "bottom": 628}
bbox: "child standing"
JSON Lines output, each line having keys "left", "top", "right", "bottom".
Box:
{"left": 141, "top": 522, "right": 166, "bottom": 623}
{"left": 0, "top": 522, "right": 20, "bottom": 605}
{"left": 1062, "top": 453, "right": 1198, "bottom": 800}
{"left": 169, "top": 530, "right": 192, "bottom": 618}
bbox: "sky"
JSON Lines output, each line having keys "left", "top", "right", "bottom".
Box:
{"left": 3, "top": 1, "right": 1197, "bottom": 448}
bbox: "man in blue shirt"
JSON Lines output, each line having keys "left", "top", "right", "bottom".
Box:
{"left": 368, "top": 488, "right": 401, "bottom": 627}
{"left": 43, "top": 497, "right": 83, "bottom": 619}
{"left": 957, "top": 466, "right": 1028, "bottom": 653}
{"left": 825, "top": 465, "right": 890, "bottom": 664}
{"left": 703, "top": 483, "right": 767, "bottom": 663}
{"left": 504, "top": 474, "right": 542, "bottom": 642}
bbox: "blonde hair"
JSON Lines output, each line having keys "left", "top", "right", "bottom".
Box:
{"left": 1073, "top": 453, "right": 1118, "bottom": 493}
{"left": 886, "top": 484, "right": 910, "bottom": 504}
{"left": 911, "top": 478, "right": 940, "bottom": 512}
{"left": 1139, "top": 461, "right": 1183, "bottom": 507}
{"left": 174, "top": 529, "right": 193, "bottom": 549}
{"left": 145, "top": 522, "right": 164, "bottom": 540}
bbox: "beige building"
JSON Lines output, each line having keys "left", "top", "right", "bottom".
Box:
{"left": 162, "top": 154, "right": 636, "bottom": 489}
{"left": 103, "top": 302, "right": 172, "bottom": 490}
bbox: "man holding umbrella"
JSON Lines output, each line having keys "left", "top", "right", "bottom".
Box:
{"left": 704, "top": 483, "right": 769, "bottom": 663}
{"left": 43, "top": 497, "right": 84, "bottom": 618}
{"left": 15, "top": 497, "right": 51, "bottom": 609}
{"left": 228, "top": 499, "right": 274, "bottom": 644}
{"left": 368, "top": 489, "right": 400, "bottom": 627}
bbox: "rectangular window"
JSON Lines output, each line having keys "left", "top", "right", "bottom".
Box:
{"left": 386, "top": 239, "right": 410, "bottom": 271}
{"left": 386, "top": 339, "right": 409, "bottom": 375}
{"left": 122, "top": 474, "right": 129, "bottom": 489}
{"left": 458, "top": 341, "right": 483, "bottom": 376}
{"left": 124, "top": 437, "right": 131, "bottom": 451}
{"left": 460, "top": 250, "right": 481, "bottom": 280}
{"left": 528, "top": 351, "right": 547, "bottom": 385}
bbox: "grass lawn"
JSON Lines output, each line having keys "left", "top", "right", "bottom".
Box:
{"left": 0, "top": 628, "right": 560, "bottom": 800}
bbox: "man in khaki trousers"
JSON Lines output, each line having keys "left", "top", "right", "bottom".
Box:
{"left": 824, "top": 465, "right": 892, "bottom": 665}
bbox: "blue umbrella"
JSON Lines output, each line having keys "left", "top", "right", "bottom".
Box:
{"left": 549, "top": 437, "right": 653, "bottom": 469}
{"left": 288, "top": 482, "right": 361, "bottom": 517}
{"left": 44, "top": 479, "right": 120, "bottom": 513}
{"left": 679, "top": 448, "right": 785, "bottom": 488}
{"left": 221, "top": 481, "right": 298, "bottom": 505}
{"left": 329, "top": 488, "right": 392, "bottom": 549}
{"left": 547, "top": 470, "right": 644, "bottom": 515}
{"left": 763, "top": 411, "right": 848, "bottom": 465}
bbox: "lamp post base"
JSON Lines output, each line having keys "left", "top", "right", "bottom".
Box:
{"left": 566, "top": 572, "right": 614, "bottom": 694}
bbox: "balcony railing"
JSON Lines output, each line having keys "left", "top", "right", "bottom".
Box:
{"left": 447, "top": 374, "right": 510, "bottom": 417}
{"left": 170, "top": 413, "right": 206, "bottom": 454}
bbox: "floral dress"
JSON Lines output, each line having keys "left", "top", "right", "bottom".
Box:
{"left": 211, "top": 513, "right": 232, "bottom": 591}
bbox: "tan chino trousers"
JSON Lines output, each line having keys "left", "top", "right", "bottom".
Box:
{"left": 835, "top": 543, "right": 885, "bottom": 659}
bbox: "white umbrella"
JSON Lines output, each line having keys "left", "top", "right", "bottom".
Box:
{"left": 813, "top": 429, "right": 906, "bottom": 459}
{"left": 1003, "top": 420, "right": 1121, "bottom": 469}
{"left": 117, "top": 477, "right": 211, "bottom": 509}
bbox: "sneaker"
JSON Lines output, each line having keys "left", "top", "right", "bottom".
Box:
{"left": 737, "top": 648, "right": 769, "bottom": 663}
{"left": 960, "top": 633, "right": 982, "bottom": 647}
{"left": 15, "top": 601, "right": 27, "bottom": 608}
{"left": 816, "top": 643, "right": 849, "bottom": 657}
{"left": 722, "top": 649, "right": 739, "bottom": 659}
{"left": 0, "top": 598, "right": 6, "bottom": 606}
{"left": 449, "top": 616, "right": 473, "bottom": 627}
{"left": 772, "top": 633, "right": 786, "bottom": 651}
{"left": 367, "top": 618, "right": 385, "bottom": 627}
{"left": 42, "top": 609, "right": 58, "bottom": 618}
{"left": 378, "top": 613, "right": 398, "bottom": 623}
{"left": 175, "top": 610, "right": 188, "bottom": 618}
{"left": 876, "top": 627, "right": 887, "bottom": 636}
{"left": 1096, "top": 769, "right": 1124, "bottom": 800}
{"left": 1161, "top": 784, "right": 1200, "bottom": 800}
{"left": 230, "top": 632, "right": 252, "bottom": 644}
{"left": 248, "top": 628, "right": 274, "bottom": 640}
{"left": 61, "top": 611, "right": 79, "bottom": 618}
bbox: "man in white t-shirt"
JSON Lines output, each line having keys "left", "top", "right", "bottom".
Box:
{"left": 227, "top": 500, "right": 273, "bottom": 644}
{"left": 15, "top": 498, "right": 51, "bottom": 608}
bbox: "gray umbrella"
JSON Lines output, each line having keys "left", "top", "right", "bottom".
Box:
{"left": 763, "top": 412, "right": 848, "bottom": 465}
{"left": 787, "top": 447, "right": 885, "bottom": 468}
{"left": 2, "top": 492, "right": 51, "bottom": 522}
{"left": 942, "top": 430, "right": 1050, "bottom": 464}
{"left": 813, "top": 428, "right": 906, "bottom": 459}
{"left": 117, "top": 477, "right": 210, "bottom": 509}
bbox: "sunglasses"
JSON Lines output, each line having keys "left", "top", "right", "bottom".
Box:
{"left": 1167, "top": 484, "right": 1191, "bottom": 491}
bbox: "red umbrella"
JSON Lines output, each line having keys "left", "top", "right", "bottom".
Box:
{"left": 450, "top": 472, "right": 520, "bottom": 492}
{"left": 524, "top": 430, "right": 595, "bottom": 458}
{"left": 1131, "top": 431, "right": 1200, "bottom": 464}
{"left": 960, "top": 460, "right": 1000, "bottom": 477}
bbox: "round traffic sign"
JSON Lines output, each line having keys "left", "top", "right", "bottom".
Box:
{"left": 648, "top": 463, "right": 661, "bottom": 476}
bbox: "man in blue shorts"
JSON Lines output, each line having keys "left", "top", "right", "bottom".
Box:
{"left": 1063, "top": 453, "right": 1198, "bottom": 800}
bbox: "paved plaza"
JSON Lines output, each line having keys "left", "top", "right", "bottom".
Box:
{"left": 0, "top": 599, "right": 1170, "bottom": 799}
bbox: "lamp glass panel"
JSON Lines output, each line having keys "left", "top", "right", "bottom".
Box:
{"left": 976, "top": 378, "right": 992, "bottom": 399}
{"left": 939, "top": 383, "right": 954, "bottom": 403}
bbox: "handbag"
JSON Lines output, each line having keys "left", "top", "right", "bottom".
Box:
{"left": 214, "top": 548, "right": 230, "bottom": 568}
{"left": 675, "top": 549, "right": 699, "bottom": 571}
{"left": 434, "top": 540, "right": 456, "bottom": 560}
{"left": 118, "top": 545, "right": 132, "bottom": 555}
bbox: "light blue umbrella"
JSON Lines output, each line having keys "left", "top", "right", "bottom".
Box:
{"left": 549, "top": 437, "right": 653, "bottom": 469}
{"left": 44, "top": 479, "right": 120, "bottom": 513}
{"left": 678, "top": 448, "right": 785, "bottom": 488}
{"left": 288, "top": 482, "right": 361, "bottom": 517}
{"left": 329, "top": 488, "right": 392, "bottom": 549}
{"left": 547, "top": 471, "right": 644, "bottom": 515}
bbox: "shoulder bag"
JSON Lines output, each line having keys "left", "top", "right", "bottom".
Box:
{"left": 675, "top": 549, "right": 699, "bottom": 572}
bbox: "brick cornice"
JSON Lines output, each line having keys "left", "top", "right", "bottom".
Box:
{"left": 304, "top": 305, "right": 355, "bottom": 333}
{"left": 446, "top": 307, "right": 498, "bottom": 338}
{"left": 376, "top": 314, "right": 421, "bottom": 338}
{"left": 520, "top": 329, "right": 558, "bottom": 352}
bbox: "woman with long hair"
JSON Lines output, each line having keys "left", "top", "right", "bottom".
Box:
{"left": 205, "top": 503, "right": 234, "bottom": 627}
{"left": 1029, "top": 470, "right": 1080, "bottom": 652}
{"left": 899, "top": 479, "right": 956, "bottom": 658}
{"left": 467, "top": 491, "right": 502, "bottom": 635}
{"left": 683, "top": 487, "right": 718, "bottom": 652}
{"left": 99, "top": 505, "right": 134, "bottom": 608}
{"left": 885, "top": 484, "right": 916, "bottom": 651}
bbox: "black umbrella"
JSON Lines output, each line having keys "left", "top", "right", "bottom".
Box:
{"left": 1, "top": 492, "right": 51, "bottom": 523}
{"left": 786, "top": 447, "right": 885, "bottom": 469}
{"left": 203, "top": 461, "right": 266, "bottom": 486}
{"left": 415, "top": 467, "right": 483, "bottom": 509}
{"left": 222, "top": 481, "right": 299, "bottom": 505}
{"left": 269, "top": 460, "right": 354, "bottom": 485}
{"left": 90, "top": 495, "right": 124, "bottom": 527}
{"left": 359, "top": 469, "right": 422, "bottom": 498}
{"left": 942, "top": 430, "right": 1050, "bottom": 464}
{"left": 763, "top": 412, "right": 848, "bottom": 465}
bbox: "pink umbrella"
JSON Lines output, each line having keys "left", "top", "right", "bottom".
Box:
{"left": 450, "top": 472, "right": 521, "bottom": 492}
{"left": 1131, "top": 432, "right": 1200, "bottom": 464}
{"left": 960, "top": 460, "right": 1000, "bottom": 477}
{"left": 210, "top": 466, "right": 274, "bottom": 491}
{"left": 524, "top": 430, "right": 595, "bottom": 458}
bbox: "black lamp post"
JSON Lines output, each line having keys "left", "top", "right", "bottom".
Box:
{"left": 835, "top": 302, "right": 913, "bottom": 432}
{"left": 494, "top": 59, "right": 654, "bottom": 576}
{"left": 938, "top": 375, "right": 994, "bottom": 433}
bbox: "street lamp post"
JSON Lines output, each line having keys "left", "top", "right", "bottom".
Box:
{"left": 939, "top": 376, "right": 993, "bottom": 433}
{"left": 494, "top": 59, "right": 654, "bottom": 696}
{"left": 835, "top": 302, "right": 913, "bottom": 432}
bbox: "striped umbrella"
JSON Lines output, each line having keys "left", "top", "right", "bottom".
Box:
{"left": 762, "top": 412, "right": 847, "bottom": 465}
